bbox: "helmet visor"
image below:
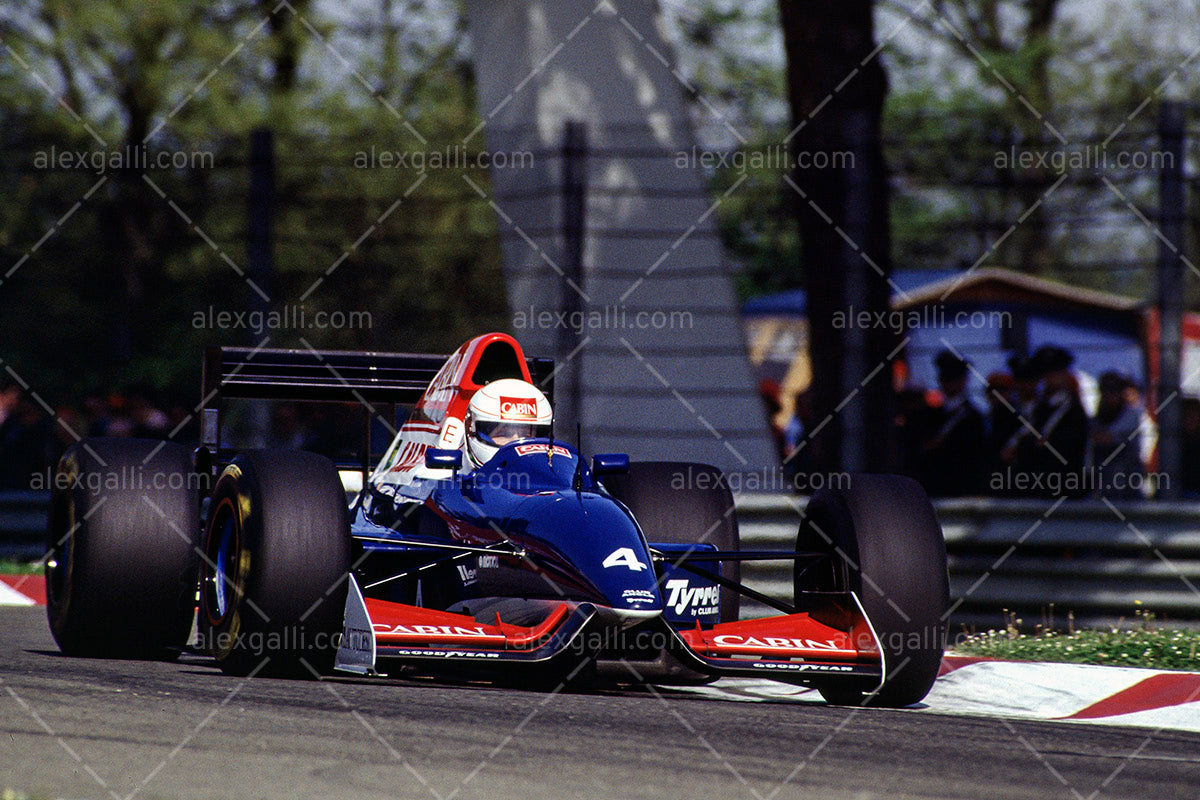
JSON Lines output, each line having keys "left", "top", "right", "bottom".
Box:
{"left": 474, "top": 420, "right": 547, "bottom": 447}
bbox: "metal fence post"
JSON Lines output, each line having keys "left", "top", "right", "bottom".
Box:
{"left": 247, "top": 127, "right": 276, "bottom": 443}
{"left": 1156, "top": 102, "right": 1185, "bottom": 498}
{"left": 559, "top": 121, "right": 587, "bottom": 435}
{"left": 248, "top": 128, "right": 275, "bottom": 322}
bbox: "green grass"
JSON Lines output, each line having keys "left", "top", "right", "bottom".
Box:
{"left": 953, "top": 613, "right": 1200, "bottom": 671}
{"left": 0, "top": 559, "right": 42, "bottom": 575}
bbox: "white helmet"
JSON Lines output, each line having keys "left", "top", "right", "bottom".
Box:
{"left": 464, "top": 378, "right": 552, "bottom": 468}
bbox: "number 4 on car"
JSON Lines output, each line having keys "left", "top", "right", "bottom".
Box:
{"left": 603, "top": 548, "right": 647, "bottom": 571}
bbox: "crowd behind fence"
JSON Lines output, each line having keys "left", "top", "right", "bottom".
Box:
{"left": 768, "top": 344, "right": 1194, "bottom": 501}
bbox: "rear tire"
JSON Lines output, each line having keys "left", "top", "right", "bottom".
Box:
{"left": 46, "top": 438, "right": 200, "bottom": 659}
{"left": 199, "top": 450, "right": 351, "bottom": 677}
{"left": 602, "top": 461, "right": 739, "bottom": 622}
{"left": 798, "top": 474, "right": 948, "bottom": 707}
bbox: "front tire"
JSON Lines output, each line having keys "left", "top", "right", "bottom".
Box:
{"left": 46, "top": 438, "right": 200, "bottom": 659}
{"left": 603, "top": 461, "right": 740, "bottom": 622}
{"left": 798, "top": 474, "right": 948, "bottom": 707}
{"left": 199, "top": 450, "right": 351, "bottom": 677}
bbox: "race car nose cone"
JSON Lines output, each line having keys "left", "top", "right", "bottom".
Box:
{"left": 601, "top": 606, "right": 662, "bottom": 629}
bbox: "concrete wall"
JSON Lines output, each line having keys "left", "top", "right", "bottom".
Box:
{"left": 464, "top": 0, "right": 778, "bottom": 480}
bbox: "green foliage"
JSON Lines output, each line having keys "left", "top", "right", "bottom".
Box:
{"left": 0, "top": 0, "right": 506, "bottom": 404}
{"left": 954, "top": 610, "right": 1200, "bottom": 671}
{"left": 704, "top": 141, "right": 803, "bottom": 300}
{"left": 673, "top": 0, "right": 788, "bottom": 136}
{"left": 0, "top": 559, "right": 42, "bottom": 575}
{"left": 676, "top": 1, "right": 1200, "bottom": 302}
{"left": 6, "top": 0, "right": 1200, "bottom": 406}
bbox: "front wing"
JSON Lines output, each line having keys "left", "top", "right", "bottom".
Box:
{"left": 335, "top": 577, "right": 885, "bottom": 690}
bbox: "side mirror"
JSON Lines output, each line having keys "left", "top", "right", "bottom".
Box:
{"left": 425, "top": 448, "right": 463, "bottom": 471}
{"left": 592, "top": 453, "right": 629, "bottom": 477}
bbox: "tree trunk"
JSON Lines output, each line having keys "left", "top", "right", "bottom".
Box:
{"left": 263, "top": 0, "right": 310, "bottom": 93}
{"left": 778, "top": 0, "right": 896, "bottom": 474}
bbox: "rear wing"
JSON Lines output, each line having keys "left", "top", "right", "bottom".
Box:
{"left": 199, "top": 345, "right": 555, "bottom": 467}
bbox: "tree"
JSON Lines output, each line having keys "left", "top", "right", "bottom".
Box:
{"left": 777, "top": 0, "right": 895, "bottom": 473}
{"left": 0, "top": 2, "right": 259, "bottom": 373}
{"left": 0, "top": 0, "right": 509, "bottom": 402}
{"left": 877, "top": 0, "right": 1065, "bottom": 274}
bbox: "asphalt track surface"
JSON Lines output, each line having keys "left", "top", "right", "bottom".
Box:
{"left": 3, "top": 607, "right": 1199, "bottom": 800}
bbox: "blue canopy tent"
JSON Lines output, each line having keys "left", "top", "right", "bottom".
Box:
{"left": 743, "top": 268, "right": 1147, "bottom": 408}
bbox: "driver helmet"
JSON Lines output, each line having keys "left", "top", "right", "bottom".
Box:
{"left": 464, "top": 378, "right": 552, "bottom": 468}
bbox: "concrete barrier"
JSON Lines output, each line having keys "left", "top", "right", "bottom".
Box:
{"left": 735, "top": 494, "right": 1200, "bottom": 631}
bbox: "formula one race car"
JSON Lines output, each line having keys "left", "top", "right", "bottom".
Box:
{"left": 45, "top": 333, "right": 949, "bottom": 707}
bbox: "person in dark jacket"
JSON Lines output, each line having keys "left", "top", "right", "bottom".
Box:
{"left": 1090, "top": 371, "right": 1144, "bottom": 499}
{"left": 1181, "top": 399, "right": 1200, "bottom": 499}
{"left": 984, "top": 370, "right": 1016, "bottom": 489}
{"left": 1029, "top": 345, "right": 1088, "bottom": 498}
{"left": 0, "top": 383, "right": 53, "bottom": 490}
{"left": 994, "top": 354, "right": 1043, "bottom": 496}
{"left": 918, "top": 350, "right": 985, "bottom": 496}
{"left": 896, "top": 385, "right": 933, "bottom": 481}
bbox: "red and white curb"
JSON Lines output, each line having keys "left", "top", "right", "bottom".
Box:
{"left": 669, "top": 655, "right": 1200, "bottom": 733}
{"left": 926, "top": 655, "right": 1200, "bottom": 732}
{"left": 0, "top": 575, "right": 45, "bottom": 607}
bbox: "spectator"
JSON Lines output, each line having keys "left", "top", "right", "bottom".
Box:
{"left": 1029, "top": 345, "right": 1088, "bottom": 498}
{"left": 782, "top": 389, "right": 813, "bottom": 479}
{"left": 0, "top": 386, "right": 53, "bottom": 490}
{"left": 757, "top": 378, "right": 785, "bottom": 461}
{"left": 1127, "top": 380, "right": 1158, "bottom": 481}
{"left": 1181, "top": 399, "right": 1200, "bottom": 498}
{"left": 128, "top": 385, "right": 170, "bottom": 439}
{"left": 895, "top": 385, "right": 931, "bottom": 480}
{"left": 105, "top": 393, "right": 135, "bottom": 437}
{"left": 1090, "top": 371, "right": 1144, "bottom": 499}
{"left": 50, "top": 405, "right": 83, "bottom": 465}
{"left": 81, "top": 393, "right": 112, "bottom": 437}
{"left": 983, "top": 370, "right": 1016, "bottom": 484}
{"left": 997, "top": 355, "right": 1042, "bottom": 480}
{"left": 918, "top": 350, "right": 985, "bottom": 496}
{"left": 0, "top": 381, "right": 18, "bottom": 431}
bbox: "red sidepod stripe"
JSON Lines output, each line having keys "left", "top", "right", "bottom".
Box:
{"left": 0, "top": 574, "right": 46, "bottom": 605}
